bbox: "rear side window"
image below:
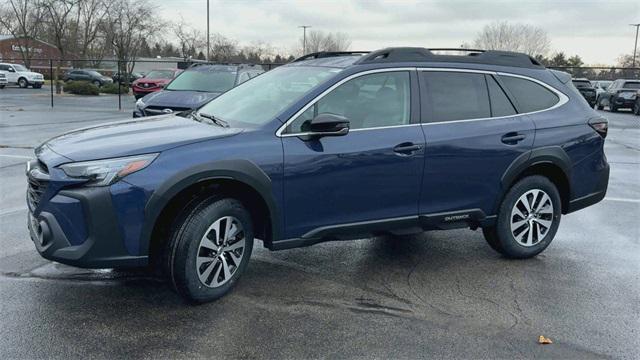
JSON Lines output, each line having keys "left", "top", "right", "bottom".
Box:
{"left": 486, "top": 75, "right": 516, "bottom": 117}
{"left": 421, "top": 72, "right": 490, "bottom": 122}
{"left": 499, "top": 76, "right": 559, "bottom": 113}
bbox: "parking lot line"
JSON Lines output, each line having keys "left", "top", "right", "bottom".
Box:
{"left": 0, "top": 154, "right": 31, "bottom": 159}
{"left": 604, "top": 197, "right": 640, "bottom": 203}
{"left": 0, "top": 206, "right": 26, "bottom": 217}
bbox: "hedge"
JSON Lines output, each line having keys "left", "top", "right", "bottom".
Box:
{"left": 63, "top": 81, "right": 99, "bottom": 95}
{"left": 99, "top": 83, "right": 129, "bottom": 94}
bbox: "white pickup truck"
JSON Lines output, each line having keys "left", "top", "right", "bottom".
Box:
{"left": 0, "top": 63, "right": 44, "bottom": 88}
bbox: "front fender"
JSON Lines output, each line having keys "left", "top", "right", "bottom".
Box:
{"left": 138, "top": 159, "right": 281, "bottom": 255}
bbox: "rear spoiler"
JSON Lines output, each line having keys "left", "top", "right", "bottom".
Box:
{"left": 550, "top": 69, "right": 571, "bottom": 84}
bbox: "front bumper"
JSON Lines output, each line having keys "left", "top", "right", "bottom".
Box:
{"left": 28, "top": 186, "right": 148, "bottom": 268}
{"left": 613, "top": 97, "right": 636, "bottom": 108}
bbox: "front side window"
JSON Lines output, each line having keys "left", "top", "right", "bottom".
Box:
{"left": 286, "top": 71, "right": 411, "bottom": 133}
{"left": 499, "top": 76, "right": 560, "bottom": 113}
{"left": 421, "top": 71, "right": 490, "bottom": 122}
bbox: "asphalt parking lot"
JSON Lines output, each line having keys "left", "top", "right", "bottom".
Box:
{"left": 1, "top": 87, "right": 639, "bottom": 359}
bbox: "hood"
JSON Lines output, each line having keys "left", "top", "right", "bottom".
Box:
{"left": 24, "top": 71, "right": 43, "bottom": 77}
{"left": 42, "top": 114, "right": 241, "bottom": 162}
{"left": 141, "top": 90, "right": 222, "bottom": 109}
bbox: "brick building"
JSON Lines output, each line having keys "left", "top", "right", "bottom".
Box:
{"left": 0, "top": 35, "right": 63, "bottom": 71}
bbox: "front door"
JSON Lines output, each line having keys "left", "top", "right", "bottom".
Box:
{"left": 281, "top": 70, "right": 425, "bottom": 239}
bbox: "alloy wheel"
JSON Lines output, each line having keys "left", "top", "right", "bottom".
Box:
{"left": 510, "top": 189, "right": 554, "bottom": 247}
{"left": 195, "top": 216, "right": 246, "bottom": 288}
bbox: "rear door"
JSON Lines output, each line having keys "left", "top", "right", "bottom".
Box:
{"left": 418, "top": 70, "right": 535, "bottom": 220}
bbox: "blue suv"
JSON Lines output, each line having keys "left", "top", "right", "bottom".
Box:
{"left": 27, "top": 48, "right": 609, "bottom": 302}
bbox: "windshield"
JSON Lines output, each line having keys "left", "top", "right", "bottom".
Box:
{"left": 623, "top": 82, "right": 640, "bottom": 89}
{"left": 145, "top": 70, "right": 175, "bottom": 79}
{"left": 166, "top": 69, "right": 236, "bottom": 92}
{"left": 197, "top": 66, "right": 341, "bottom": 127}
{"left": 13, "top": 64, "right": 28, "bottom": 71}
{"left": 572, "top": 80, "right": 591, "bottom": 88}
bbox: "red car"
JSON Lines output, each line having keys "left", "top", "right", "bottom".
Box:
{"left": 132, "top": 69, "right": 182, "bottom": 99}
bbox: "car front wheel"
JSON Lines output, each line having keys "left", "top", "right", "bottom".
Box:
{"left": 92, "top": 80, "right": 101, "bottom": 87}
{"left": 18, "top": 78, "right": 28, "bottom": 88}
{"left": 483, "top": 175, "right": 561, "bottom": 259}
{"left": 166, "top": 197, "right": 254, "bottom": 303}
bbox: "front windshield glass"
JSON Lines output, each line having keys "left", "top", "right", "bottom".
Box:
{"left": 623, "top": 82, "right": 640, "bottom": 89}
{"left": 13, "top": 64, "right": 28, "bottom": 71}
{"left": 145, "top": 70, "right": 175, "bottom": 79}
{"left": 166, "top": 67, "right": 237, "bottom": 92}
{"left": 572, "top": 80, "right": 591, "bottom": 88}
{"left": 197, "top": 66, "right": 341, "bottom": 127}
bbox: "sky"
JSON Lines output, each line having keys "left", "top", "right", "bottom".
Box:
{"left": 158, "top": 0, "right": 640, "bottom": 65}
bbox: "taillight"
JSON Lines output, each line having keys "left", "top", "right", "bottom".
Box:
{"left": 588, "top": 117, "right": 608, "bottom": 138}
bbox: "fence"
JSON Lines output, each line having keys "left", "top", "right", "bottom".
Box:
{"left": 0, "top": 57, "right": 285, "bottom": 110}
{"left": 1, "top": 57, "right": 639, "bottom": 111}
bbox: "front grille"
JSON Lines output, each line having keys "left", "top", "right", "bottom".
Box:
{"left": 144, "top": 106, "right": 191, "bottom": 115}
{"left": 27, "top": 161, "right": 50, "bottom": 210}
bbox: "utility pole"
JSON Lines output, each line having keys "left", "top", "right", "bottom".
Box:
{"left": 631, "top": 23, "right": 640, "bottom": 68}
{"left": 299, "top": 25, "right": 311, "bottom": 55}
{"left": 207, "top": 0, "right": 210, "bottom": 61}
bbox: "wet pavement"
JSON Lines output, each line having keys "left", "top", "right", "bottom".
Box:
{"left": 1, "top": 89, "right": 639, "bottom": 359}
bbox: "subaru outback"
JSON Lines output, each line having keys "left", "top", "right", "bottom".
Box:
{"left": 27, "top": 48, "right": 609, "bottom": 303}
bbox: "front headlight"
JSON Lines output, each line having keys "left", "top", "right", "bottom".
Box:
{"left": 136, "top": 98, "right": 145, "bottom": 109}
{"left": 59, "top": 153, "right": 158, "bottom": 186}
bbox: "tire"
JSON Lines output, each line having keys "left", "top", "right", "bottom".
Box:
{"left": 596, "top": 99, "right": 604, "bottom": 110}
{"left": 482, "top": 175, "right": 561, "bottom": 259}
{"left": 633, "top": 101, "right": 640, "bottom": 116}
{"left": 609, "top": 98, "right": 618, "bottom": 112}
{"left": 33, "top": 84, "right": 42, "bottom": 89}
{"left": 0, "top": 85, "right": 5, "bottom": 89}
{"left": 166, "top": 197, "right": 254, "bottom": 303}
{"left": 18, "top": 78, "right": 28, "bottom": 88}
{"left": 92, "top": 80, "right": 101, "bottom": 87}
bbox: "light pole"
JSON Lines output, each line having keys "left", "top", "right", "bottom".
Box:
{"left": 207, "top": 0, "right": 210, "bottom": 61}
{"left": 631, "top": 23, "right": 640, "bottom": 68}
{"left": 299, "top": 25, "right": 311, "bottom": 55}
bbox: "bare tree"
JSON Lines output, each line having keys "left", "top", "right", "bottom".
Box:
{"left": 76, "top": 0, "right": 110, "bottom": 62}
{"left": 209, "top": 33, "right": 238, "bottom": 61}
{"left": 42, "top": 0, "right": 80, "bottom": 93}
{"left": 473, "top": 21, "right": 551, "bottom": 57}
{"left": 299, "top": 30, "right": 351, "bottom": 55}
{"left": 103, "top": 0, "right": 164, "bottom": 85}
{"left": 174, "top": 17, "right": 205, "bottom": 60}
{"left": 0, "top": 0, "right": 47, "bottom": 67}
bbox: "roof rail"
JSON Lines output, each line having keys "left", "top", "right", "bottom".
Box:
{"left": 293, "top": 51, "right": 370, "bottom": 62}
{"left": 353, "top": 47, "right": 544, "bottom": 68}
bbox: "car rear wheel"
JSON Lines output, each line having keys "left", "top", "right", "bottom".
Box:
{"left": 166, "top": 197, "right": 254, "bottom": 303}
{"left": 18, "top": 78, "right": 28, "bottom": 88}
{"left": 482, "top": 175, "right": 561, "bottom": 259}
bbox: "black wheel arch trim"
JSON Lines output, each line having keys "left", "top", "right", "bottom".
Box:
{"left": 139, "top": 159, "right": 281, "bottom": 256}
{"left": 498, "top": 146, "right": 572, "bottom": 212}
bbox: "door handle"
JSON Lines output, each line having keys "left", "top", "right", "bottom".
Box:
{"left": 501, "top": 132, "right": 526, "bottom": 145}
{"left": 393, "top": 142, "right": 423, "bottom": 155}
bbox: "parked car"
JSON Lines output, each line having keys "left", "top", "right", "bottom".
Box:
{"left": 596, "top": 79, "right": 640, "bottom": 112}
{"left": 0, "top": 72, "right": 7, "bottom": 88}
{"left": 133, "top": 63, "right": 264, "bottom": 117}
{"left": 112, "top": 71, "right": 143, "bottom": 84}
{"left": 131, "top": 69, "right": 182, "bottom": 99}
{"left": 571, "top": 78, "right": 597, "bottom": 107}
{"left": 26, "top": 48, "right": 609, "bottom": 303}
{"left": 0, "top": 63, "right": 44, "bottom": 88}
{"left": 63, "top": 69, "right": 113, "bottom": 87}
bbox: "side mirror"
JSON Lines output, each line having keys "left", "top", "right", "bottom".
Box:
{"left": 8, "top": 68, "right": 15, "bottom": 72}
{"left": 307, "top": 113, "right": 350, "bottom": 137}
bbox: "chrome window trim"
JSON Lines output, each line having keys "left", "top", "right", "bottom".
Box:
{"left": 276, "top": 67, "right": 569, "bottom": 137}
{"left": 276, "top": 67, "right": 415, "bottom": 137}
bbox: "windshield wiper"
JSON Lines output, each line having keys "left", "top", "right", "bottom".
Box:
{"left": 194, "top": 112, "right": 229, "bottom": 128}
